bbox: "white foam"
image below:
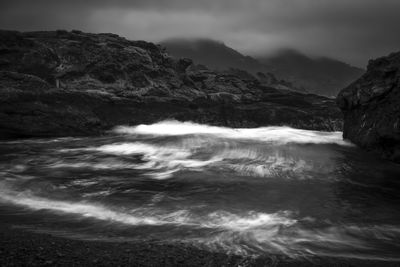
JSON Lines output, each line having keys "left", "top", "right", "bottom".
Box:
{"left": 51, "top": 121, "right": 347, "bottom": 180}
{"left": 113, "top": 120, "right": 352, "bottom": 146}
{"left": 56, "top": 140, "right": 335, "bottom": 180}
{"left": 189, "top": 223, "right": 400, "bottom": 260}
{"left": 0, "top": 190, "right": 295, "bottom": 231}
{"left": 204, "top": 210, "right": 295, "bottom": 230}
{"left": 1, "top": 188, "right": 399, "bottom": 261}
{"left": 80, "top": 142, "right": 221, "bottom": 179}
{"left": 94, "top": 143, "right": 191, "bottom": 157}
{"left": 49, "top": 161, "right": 140, "bottom": 170}
{"left": 227, "top": 156, "right": 311, "bottom": 178}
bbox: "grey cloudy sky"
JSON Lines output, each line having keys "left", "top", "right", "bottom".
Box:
{"left": 1, "top": 0, "right": 399, "bottom": 67}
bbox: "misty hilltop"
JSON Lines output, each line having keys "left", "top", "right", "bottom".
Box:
{"left": 258, "top": 49, "right": 365, "bottom": 97}
{"left": 160, "top": 38, "right": 268, "bottom": 74}
{"left": 161, "top": 39, "right": 365, "bottom": 96}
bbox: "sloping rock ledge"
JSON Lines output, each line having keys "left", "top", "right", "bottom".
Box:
{"left": 0, "top": 30, "right": 343, "bottom": 138}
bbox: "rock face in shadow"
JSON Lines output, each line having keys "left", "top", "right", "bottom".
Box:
{"left": 0, "top": 30, "right": 342, "bottom": 138}
{"left": 337, "top": 52, "right": 400, "bottom": 162}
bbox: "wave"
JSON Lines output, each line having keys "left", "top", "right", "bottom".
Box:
{"left": 113, "top": 120, "right": 352, "bottom": 146}
{"left": 39, "top": 120, "right": 347, "bottom": 180}
{"left": 0, "top": 189, "right": 295, "bottom": 232}
{"left": 1, "top": 186, "right": 399, "bottom": 260}
{"left": 55, "top": 140, "right": 337, "bottom": 180}
{"left": 189, "top": 223, "right": 400, "bottom": 260}
{"left": 79, "top": 142, "right": 220, "bottom": 179}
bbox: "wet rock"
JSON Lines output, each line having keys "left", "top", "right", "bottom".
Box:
{"left": 337, "top": 51, "right": 400, "bottom": 162}
{"left": 0, "top": 30, "right": 343, "bottom": 138}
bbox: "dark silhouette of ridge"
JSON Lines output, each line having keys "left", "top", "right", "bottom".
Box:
{"left": 161, "top": 39, "right": 365, "bottom": 96}
{"left": 160, "top": 38, "right": 268, "bottom": 74}
{"left": 258, "top": 49, "right": 365, "bottom": 96}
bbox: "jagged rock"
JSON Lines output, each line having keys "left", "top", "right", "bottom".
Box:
{"left": 337, "top": 51, "right": 400, "bottom": 162}
{"left": 0, "top": 30, "right": 343, "bottom": 138}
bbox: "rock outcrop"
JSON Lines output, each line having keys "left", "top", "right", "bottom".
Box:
{"left": 337, "top": 52, "right": 400, "bottom": 162}
{"left": 0, "top": 30, "right": 343, "bottom": 138}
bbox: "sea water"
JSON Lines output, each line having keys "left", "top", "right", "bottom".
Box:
{"left": 0, "top": 120, "right": 400, "bottom": 261}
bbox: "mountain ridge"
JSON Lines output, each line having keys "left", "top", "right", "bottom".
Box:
{"left": 160, "top": 38, "right": 268, "bottom": 74}
{"left": 161, "top": 38, "right": 365, "bottom": 96}
{"left": 257, "top": 48, "right": 365, "bottom": 96}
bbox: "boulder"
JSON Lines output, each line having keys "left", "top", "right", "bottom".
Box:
{"left": 337, "top": 52, "right": 400, "bottom": 162}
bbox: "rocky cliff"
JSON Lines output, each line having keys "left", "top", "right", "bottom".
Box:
{"left": 0, "top": 30, "right": 342, "bottom": 138}
{"left": 337, "top": 52, "right": 400, "bottom": 162}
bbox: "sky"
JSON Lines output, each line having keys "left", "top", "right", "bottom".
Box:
{"left": 1, "top": 0, "right": 399, "bottom": 67}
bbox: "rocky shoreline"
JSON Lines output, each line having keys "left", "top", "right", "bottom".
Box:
{"left": 0, "top": 30, "right": 342, "bottom": 139}
{"left": 1, "top": 29, "right": 400, "bottom": 266}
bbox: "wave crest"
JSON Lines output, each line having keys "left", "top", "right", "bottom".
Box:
{"left": 0, "top": 189, "right": 295, "bottom": 231}
{"left": 113, "top": 120, "right": 351, "bottom": 146}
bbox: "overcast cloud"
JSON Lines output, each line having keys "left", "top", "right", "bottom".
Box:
{"left": 1, "top": 0, "right": 399, "bottom": 67}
